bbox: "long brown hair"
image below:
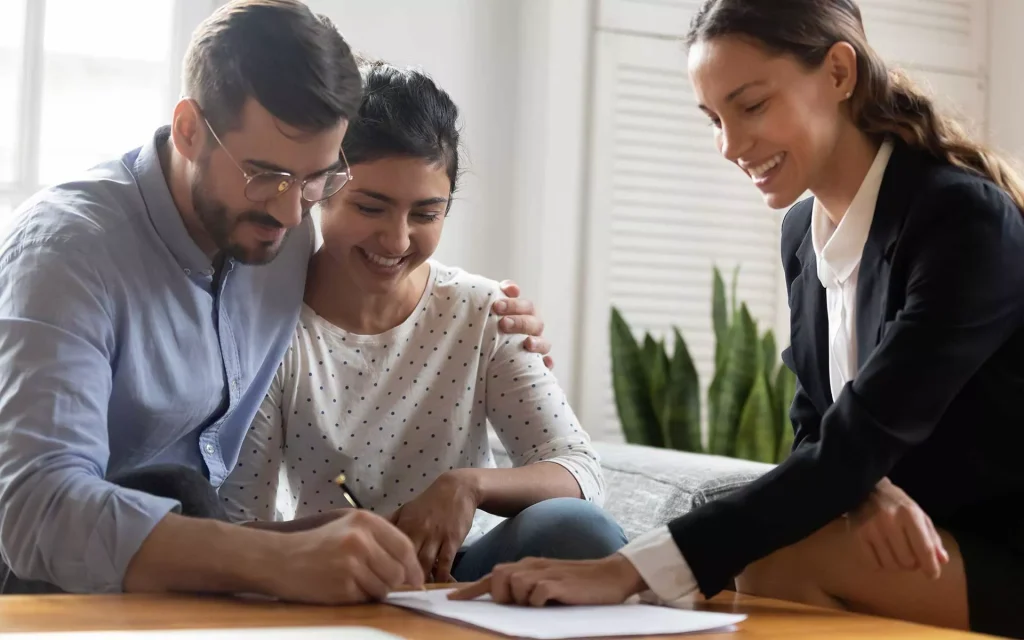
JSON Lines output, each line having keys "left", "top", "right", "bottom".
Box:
{"left": 686, "top": 0, "right": 1024, "bottom": 211}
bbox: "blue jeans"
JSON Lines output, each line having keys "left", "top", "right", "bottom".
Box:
{"left": 450, "top": 497, "right": 628, "bottom": 582}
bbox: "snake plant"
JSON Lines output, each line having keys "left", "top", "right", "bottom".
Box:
{"left": 610, "top": 266, "right": 797, "bottom": 464}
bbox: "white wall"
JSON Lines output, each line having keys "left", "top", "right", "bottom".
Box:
{"left": 506, "top": 0, "right": 592, "bottom": 400}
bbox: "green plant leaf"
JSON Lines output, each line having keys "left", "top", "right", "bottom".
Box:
{"left": 609, "top": 308, "right": 662, "bottom": 447}
{"left": 735, "top": 370, "right": 778, "bottom": 463}
{"left": 712, "top": 266, "right": 729, "bottom": 371}
{"left": 735, "top": 374, "right": 775, "bottom": 463}
{"left": 773, "top": 364, "right": 797, "bottom": 462}
{"left": 646, "top": 335, "right": 670, "bottom": 432}
{"left": 642, "top": 334, "right": 659, "bottom": 370}
{"left": 761, "top": 330, "right": 777, "bottom": 383}
{"left": 663, "top": 327, "right": 701, "bottom": 453}
{"left": 776, "top": 416, "right": 796, "bottom": 462}
{"left": 707, "top": 303, "right": 758, "bottom": 457}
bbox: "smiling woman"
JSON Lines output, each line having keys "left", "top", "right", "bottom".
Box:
{"left": 327, "top": 157, "right": 450, "bottom": 291}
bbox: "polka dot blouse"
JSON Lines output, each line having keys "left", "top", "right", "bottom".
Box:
{"left": 219, "top": 261, "right": 604, "bottom": 547}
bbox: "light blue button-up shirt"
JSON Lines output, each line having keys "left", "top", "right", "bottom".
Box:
{"left": 0, "top": 127, "right": 313, "bottom": 592}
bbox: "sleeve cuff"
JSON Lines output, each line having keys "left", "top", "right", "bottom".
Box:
{"left": 539, "top": 457, "right": 604, "bottom": 506}
{"left": 618, "top": 525, "right": 697, "bottom": 604}
{"left": 90, "top": 487, "right": 181, "bottom": 593}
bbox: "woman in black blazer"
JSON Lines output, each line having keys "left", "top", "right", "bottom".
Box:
{"left": 451, "top": 0, "right": 1024, "bottom": 636}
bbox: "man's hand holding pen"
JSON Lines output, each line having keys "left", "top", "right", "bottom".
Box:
{"left": 270, "top": 509, "right": 425, "bottom": 604}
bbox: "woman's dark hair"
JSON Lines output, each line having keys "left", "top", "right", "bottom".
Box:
{"left": 183, "top": 0, "right": 361, "bottom": 134}
{"left": 342, "top": 59, "right": 462, "bottom": 205}
{"left": 686, "top": 0, "right": 1024, "bottom": 211}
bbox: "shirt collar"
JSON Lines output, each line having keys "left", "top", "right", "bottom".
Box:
{"left": 811, "top": 138, "right": 894, "bottom": 287}
{"left": 132, "top": 126, "right": 216, "bottom": 276}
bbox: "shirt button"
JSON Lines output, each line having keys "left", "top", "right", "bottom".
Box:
{"left": 184, "top": 268, "right": 191, "bottom": 276}
{"left": 204, "top": 443, "right": 215, "bottom": 454}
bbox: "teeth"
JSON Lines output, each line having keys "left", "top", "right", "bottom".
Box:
{"left": 750, "top": 153, "right": 785, "bottom": 178}
{"left": 363, "top": 249, "right": 404, "bottom": 267}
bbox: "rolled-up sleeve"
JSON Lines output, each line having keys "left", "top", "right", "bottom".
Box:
{"left": 0, "top": 238, "right": 179, "bottom": 592}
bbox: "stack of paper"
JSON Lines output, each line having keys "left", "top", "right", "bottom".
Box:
{"left": 386, "top": 588, "right": 746, "bottom": 638}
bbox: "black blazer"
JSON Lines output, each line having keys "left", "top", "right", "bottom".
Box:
{"left": 668, "top": 139, "right": 1024, "bottom": 598}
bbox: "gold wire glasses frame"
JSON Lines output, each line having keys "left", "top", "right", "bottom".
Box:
{"left": 192, "top": 102, "right": 353, "bottom": 204}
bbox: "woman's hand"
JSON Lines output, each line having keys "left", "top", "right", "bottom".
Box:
{"left": 847, "top": 477, "right": 949, "bottom": 579}
{"left": 389, "top": 469, "right": 481, "bottom": 583}
{"left": 447, "top": 554, "right": 647, "bottom": 607}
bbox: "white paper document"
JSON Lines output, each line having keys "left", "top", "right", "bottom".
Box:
{"left": 385, "top": 588, "right": 746, "bottom": 639}
{"left": 0, "top": 627, "right": 406, "bottom": 640}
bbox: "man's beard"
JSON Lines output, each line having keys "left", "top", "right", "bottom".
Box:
{"left": 190, "top": 172, "right": 297, "bottom": 266}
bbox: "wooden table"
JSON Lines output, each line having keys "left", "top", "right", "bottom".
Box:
{"left": 0, "top": 589, "right": 998, "bottom": 639}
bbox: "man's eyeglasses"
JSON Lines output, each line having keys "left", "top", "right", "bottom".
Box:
{"left": 192, "top": 102, "right": 353, "bottom": 204}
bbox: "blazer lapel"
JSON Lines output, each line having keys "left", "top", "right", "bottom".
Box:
{"left": 789, "top": 227, "right": 831, "bottom": 406}
{"left": 854, "top": 140, "right": 923, "bottom": 368}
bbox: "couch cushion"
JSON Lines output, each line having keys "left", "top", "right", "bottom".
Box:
{"left": 594, "top": 441, "right": 774, "bottom": 540}
{"left": 492, "top": 439, "right": 774, "bottom": 541}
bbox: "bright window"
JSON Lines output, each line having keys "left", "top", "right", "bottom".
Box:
{"left": 1, "top": 0, "right": 182, "bottom": 219}
{"left": 0, "top": 0, "right": 26, "bottom": 185}
{"left": 38, "top": 0, "right": 175, "bottom": 184}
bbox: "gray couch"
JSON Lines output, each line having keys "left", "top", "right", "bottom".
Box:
{"left": 493, "top": 439, "right": 774, "bottom": 540}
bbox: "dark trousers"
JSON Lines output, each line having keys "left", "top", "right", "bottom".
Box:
{"left": 0, "top": 464, "right": 226, "bottom": 594}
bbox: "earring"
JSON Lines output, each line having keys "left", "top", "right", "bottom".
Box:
{"left": 845, "top": 91, "right": 853, "bottom": 99}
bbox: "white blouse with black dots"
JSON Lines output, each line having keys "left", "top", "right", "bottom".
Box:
{"left": 219, "top": 261, "right": 605, "bottom": 547}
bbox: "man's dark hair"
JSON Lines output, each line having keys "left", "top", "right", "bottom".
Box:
{"left": 182, "top": 0, "right": 361, "bottom": 134}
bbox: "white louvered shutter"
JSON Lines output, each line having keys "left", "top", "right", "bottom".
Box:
{"left": 859, "top": 0, "right": 987, "bottom": 74}
{"left": 577, "top": 30, "right": 784, "bottom": 442}
{"left": 579, "top": 0, "right": 989, "bottom": 443}
{"left": 596, "top": 0, "right": 702, "bottom": 36}
{"left": 860, "top": 0, "right": 990, "bottom": 140}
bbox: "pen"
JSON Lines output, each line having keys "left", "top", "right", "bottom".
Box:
{"left": 333, "top": 473, "right": 363, "bottom": 509}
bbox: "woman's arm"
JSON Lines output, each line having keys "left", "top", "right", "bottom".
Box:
{"left": 479, "top": 328, "right": 605, "bottom": 517}
{"left": 452, "top": 462, "right": 582, "bottom": 519}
